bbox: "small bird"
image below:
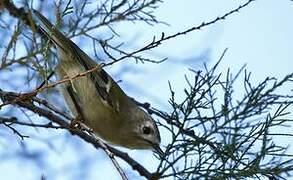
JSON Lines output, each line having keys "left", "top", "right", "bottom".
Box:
{"left": 33, "top": 10, "right": 161, "bottom": 152}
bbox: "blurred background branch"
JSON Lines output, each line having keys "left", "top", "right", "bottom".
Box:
{"left": 1, "top": 0, "right": 293, "bottom": 179}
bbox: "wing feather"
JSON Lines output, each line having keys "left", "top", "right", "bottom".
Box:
{"left": 34, "top": 10, "right": 120, "bottom": 111}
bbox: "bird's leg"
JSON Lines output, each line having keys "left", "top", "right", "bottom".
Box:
{"left": 69, "top": 114, "right": 94, "bottom": 134}
{"left": 70, "top": 112, "right": 83, "bottom": 128}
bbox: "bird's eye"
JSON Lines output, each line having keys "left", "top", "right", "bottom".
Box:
{"left": 142, "top": 126, "right": 151, "bottom": 135}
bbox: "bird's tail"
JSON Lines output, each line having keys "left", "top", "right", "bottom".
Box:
{"left": 33, "top": 10, "right": 70, "bottom": 54}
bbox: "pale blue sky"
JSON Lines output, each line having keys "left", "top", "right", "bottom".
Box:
{"left": 108, "top": 1, "right": 293, "bottom": 179}
{"left": 1, "top": 1, "right": 293, "bottom": 179}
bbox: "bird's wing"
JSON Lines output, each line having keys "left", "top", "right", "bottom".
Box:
{"left": 34, "top": 10, "right": 122, "bottom": 112}
{"left": 70, "top": 41, "right": 122, "bottom": 111}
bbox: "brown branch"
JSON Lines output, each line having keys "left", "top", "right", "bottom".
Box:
{"left": 1, "top": 119, "right": 30, "bottom": 140}
{"left": 0, "top": 64, "right": 102, "bottom": 108}
{"left": 104, "top": 0, "right": 255, "bottom": 67}
{"left": 95, "top": 134, "right": 129, "bottom": 180}
{"left": 0, "top": 116, "right": 64, "bottom": 129}
{"left": 0, "top": 89, "right": 153, "bottom": 179}
{"left": 2, "top": 0, "right": 255, "bottom": 68}
{"left": 1, "top": 3, "right": 154, "bottom": 178}
{"left": 2, "top": 0, "right": 39, "bottom": 33}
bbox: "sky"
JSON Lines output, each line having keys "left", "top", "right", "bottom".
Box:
{"left": 1, "top": 0, "right": 293, "bottom": 179}
{"left": 108, "top": 0, "right": 293, "bottom": 108}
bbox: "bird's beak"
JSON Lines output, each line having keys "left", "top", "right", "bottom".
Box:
{"left": 152, "top": 143, "right": 164, "bottom": 157}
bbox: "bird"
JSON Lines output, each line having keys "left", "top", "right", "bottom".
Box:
{"left": 33, "top": 10, "right": 161, "bottom": 152}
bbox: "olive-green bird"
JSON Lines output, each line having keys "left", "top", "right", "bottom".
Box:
{"left": 33, "top": 10, "right": 161, "bottom": 152}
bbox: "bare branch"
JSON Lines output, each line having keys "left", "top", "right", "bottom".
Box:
{"left": 0, "top": 89, "right": 153, "bottom": 179}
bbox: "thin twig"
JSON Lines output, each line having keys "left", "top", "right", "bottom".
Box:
{"left": 0, "top": 89, "right": 153, "bottom": 179}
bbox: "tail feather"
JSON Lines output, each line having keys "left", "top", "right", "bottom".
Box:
{"left": 33, "top": 9, "right": 69, "bottom": 53}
